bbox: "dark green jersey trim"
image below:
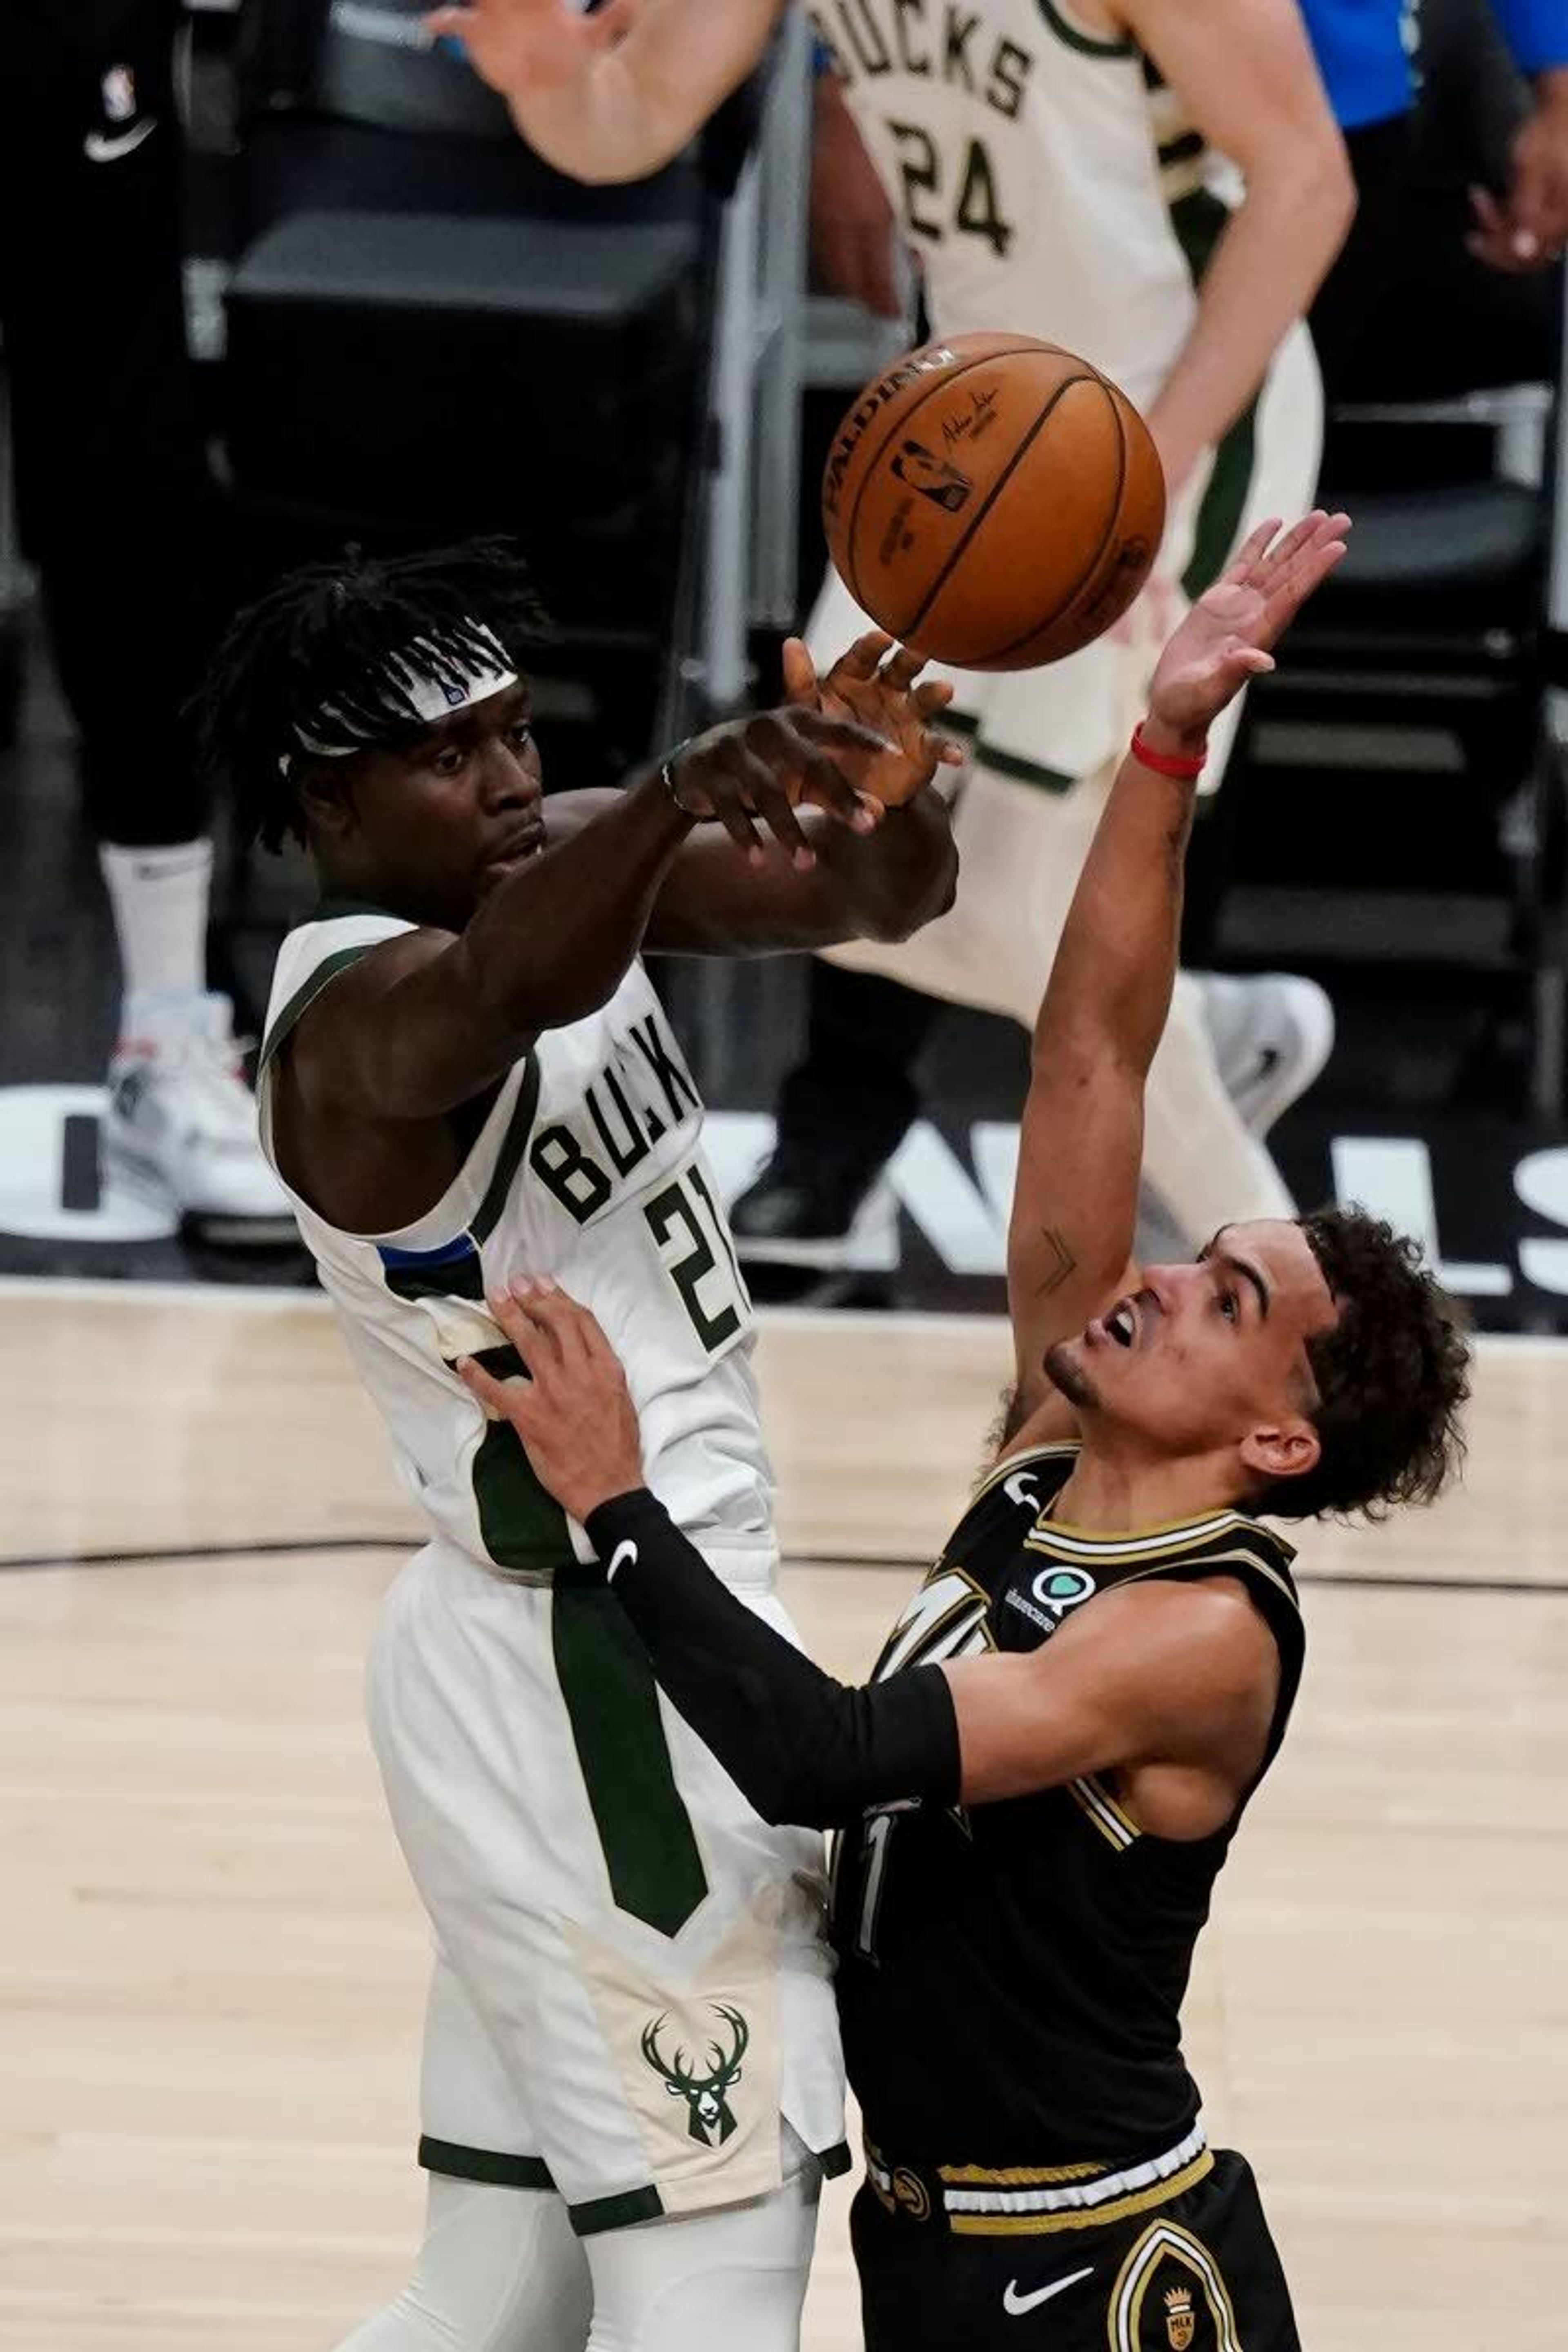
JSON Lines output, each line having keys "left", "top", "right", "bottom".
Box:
{"left": 818, "top": 2139, "right": 853, "bottom": 2180}
{"left": 1157, "top": 129, "right": 1205, "bottom": 169}
{"left": 973, "top": 740, "right": 1077, "bottom": 795}
{"left": 313, "top": 895, "right": 401, "bottom": 922}
{"left": 383, "top": 1248, "right": 487, "bottom": 1306}
{"left": 1037, "top": 0, "right": 1134, "bottom": 58}
{"left": 1182, "top": 406, "right": 1258, "bottom": 603}
{"left": 471, "top": 1054, "right": 542, "bottom": 1242}
{"left": 258, "top": 943, "right": 376, "bottom": 1075}
{"left": 419, "top": 2136, "right": 555, "bottom": 2192}
{"left": 943, "top": 693, "right": 1077, "bottom": 792}
{"left": 569, "top": 2184, "right": 666, "bottom": 2237}
{"left": 552, "top": 1563, "right": 710, "bottom": 1938}
{"left": 1169, "top": 186, "right": 1260, "bottom": 602}
{"left": 468, "top": 1338, "right": 575, "bottom": 1576}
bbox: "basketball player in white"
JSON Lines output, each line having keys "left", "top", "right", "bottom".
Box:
{"left": 195, "top": 541, "right": 958, "bottom": 2351}
{"left": 436, "top": 0, "right": 1356, "bottom": 1253}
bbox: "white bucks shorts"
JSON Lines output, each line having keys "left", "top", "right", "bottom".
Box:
{"left": 365, "top": 1535, "right": 848, "bottom": 2237}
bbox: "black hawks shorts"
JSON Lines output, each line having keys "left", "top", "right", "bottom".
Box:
{"left": 851, "top": 2146, "right": 1301, "bottom": 2352}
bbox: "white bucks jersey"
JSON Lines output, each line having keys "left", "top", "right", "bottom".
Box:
{"left": 258, "top": 909, "right": 773, "bottom": 1575}
{"left": 814, "top": 0, "right": 1217, "bottom": 409}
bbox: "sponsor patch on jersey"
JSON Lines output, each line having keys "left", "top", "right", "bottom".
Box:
{"left": 1004, "top": 1562, "right": 1097, "bottom": 1634}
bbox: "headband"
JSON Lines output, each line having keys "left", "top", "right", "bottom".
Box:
{"left": 279, "top": 624, "right": 519, "bottom": 773}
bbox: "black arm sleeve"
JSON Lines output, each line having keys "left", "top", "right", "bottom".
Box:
{"left": 584, "top": 1489, "right": 960, "bottom": 1831}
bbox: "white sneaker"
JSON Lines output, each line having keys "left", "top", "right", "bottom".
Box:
{"left": 104, "top": 992, "right": 296, "bottom": 1244}
{"left": 1199, "top": 973, "right": 1336, "bottom": 1139}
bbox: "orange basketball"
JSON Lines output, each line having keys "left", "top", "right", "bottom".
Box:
{"left": 821, "top": 332, "right": 1166, "bottom": 672}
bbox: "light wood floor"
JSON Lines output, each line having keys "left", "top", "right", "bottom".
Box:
{"left": 0, "top": 1287, "right": 1563, "bottom": 2350}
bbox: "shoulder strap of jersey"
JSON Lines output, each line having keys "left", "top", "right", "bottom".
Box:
{"left": 1122, "top": 1521, "right": 1305, "bottom": 1784}
{"left": 258, "top": 903, "right": 414, "bottom": 1080}
{"left": 256, "top": 904, "right": 544, "bottom": 1254}
{"left": 973, "top": 1441, "right": 1079, "bottom": 1509}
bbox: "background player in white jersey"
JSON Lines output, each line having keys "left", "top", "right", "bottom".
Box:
{"left": 194, "top": 540, "right": 959, "bottom": 2352}
{"left": 438, "top": 0, "right": 1356, "bottom": 1256}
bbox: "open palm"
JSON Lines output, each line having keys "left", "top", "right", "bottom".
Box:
{"left": 1148, "top": 510, "right": 1350, "bottom": 742}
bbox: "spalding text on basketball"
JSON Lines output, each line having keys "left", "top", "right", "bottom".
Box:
{"left": 822, "top": 345, "right": 962, "bottom": 520}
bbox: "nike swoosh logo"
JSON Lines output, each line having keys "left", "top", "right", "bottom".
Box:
{"left": 84, "top": 119, "right": 156, "bottom": 164}
{"left": 1002, "top": 2263, "right": 1095, "bottom": 2317}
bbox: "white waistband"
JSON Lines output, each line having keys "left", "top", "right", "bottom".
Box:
{"left": 940, "top": 2116, "right": 1209, "bottom": 2218}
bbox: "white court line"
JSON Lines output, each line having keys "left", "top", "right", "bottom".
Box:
{"left": 0, "top": 1274, "right": 332, "bottom": 1312}
{"left": 0, "top": 1275, "right": 1564, "bottom": 1357}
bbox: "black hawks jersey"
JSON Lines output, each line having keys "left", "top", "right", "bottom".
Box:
{"left": 833, "top": 1443, "right": 1305, "bottom": 2178}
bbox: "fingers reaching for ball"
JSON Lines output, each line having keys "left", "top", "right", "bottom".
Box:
{"left": 1145, "top": 507, "right": 1353, "bottom": 744}
{"left": 815, "top": 635, "right": 964, "bottom": 808}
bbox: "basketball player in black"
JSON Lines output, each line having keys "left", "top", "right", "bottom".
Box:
{"left": 461, "top": 512, "right": 1471, "bottom": 2352}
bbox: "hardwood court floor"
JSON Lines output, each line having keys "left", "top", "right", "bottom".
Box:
{"left": 0, "top": 1287, "right": 1562, "bottom": 2350}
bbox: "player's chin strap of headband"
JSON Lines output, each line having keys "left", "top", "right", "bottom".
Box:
{"left": 276, "top": 625, "right": 519, "bottom": 776}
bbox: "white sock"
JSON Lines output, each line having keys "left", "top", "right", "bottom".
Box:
{"left": 99, "top": 839, "right": 214, "bottom": 1021}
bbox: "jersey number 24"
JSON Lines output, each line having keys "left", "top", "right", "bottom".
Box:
{"left": 887, "top": 123, "right": 1014, "bottom": 259}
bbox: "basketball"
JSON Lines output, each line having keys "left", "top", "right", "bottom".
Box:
{"left": 821, "top": 332, "right": 1167, "bottom": 672}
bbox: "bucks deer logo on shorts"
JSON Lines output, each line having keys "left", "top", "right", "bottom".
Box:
{"left": 1164, "top": 2285, "right": 1196, "bottom": 2350}
{"left": 640, "top": 2002, "right": 749, "bottom": 2147}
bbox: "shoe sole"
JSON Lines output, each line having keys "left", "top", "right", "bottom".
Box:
{"left": 104, "top": 1132, "right": 299, "bottom": 1248}
{"left": 1232, "top": 980, "right": 1336, "bottom": 1139}
{"left": 733, "top": 1182, "right": 897, "bottom": 1269}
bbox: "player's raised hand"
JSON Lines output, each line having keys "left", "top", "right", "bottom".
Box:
{"left": 425, "top": 0, "right": 635, "bottom": 99}
{"left": 1145, "top": 511, "right": 1350, "bottom": 748}
{"left": 458, "top": 1278, "right": 645, "bottom": 1523}
{"left": 786, "top": 631, "right": 963, "bottom": 809}
{"left": 665, "top": 700, "right": 895, "bottom": 870}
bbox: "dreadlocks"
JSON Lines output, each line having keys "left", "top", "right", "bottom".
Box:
{"left": 194, "top": 540, "right": 550, "bottom": 852}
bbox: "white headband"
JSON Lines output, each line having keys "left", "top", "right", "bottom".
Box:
{"left": 280, "top": 623, "right": 519, "bottom": 772}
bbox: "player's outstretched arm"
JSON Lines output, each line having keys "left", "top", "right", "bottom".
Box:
{"left": 288, "top": 699, "right": 895, "bottom": 1127}
{"left": 1005, "top": 514, "right": 1349, "bottom": 1430}
{"left": 424, "top": 0, "right": 780, "bottom": 185}
{"left": 458, "top": 1284, "right": 1276, "bottom": 1832}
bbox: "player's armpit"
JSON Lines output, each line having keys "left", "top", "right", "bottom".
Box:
{"left": 284, "top": 927, "right": 491, "bottom": 1124}
{"left": 943, "top": 1577, "right": 1280, "bottom": 1812}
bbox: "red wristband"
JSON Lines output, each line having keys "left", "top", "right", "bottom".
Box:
{"left": 1130, "top": 720, "right": 1207, "bottom": 780}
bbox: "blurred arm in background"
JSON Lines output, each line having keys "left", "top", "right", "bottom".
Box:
{"left": 1120, "top": 0, "right": 1355, "bottom": 497}
{"left": 1471, "top": 0, "right": 1568, "bottom": 267}
{"left": 808, "top": 65, "right": 901, "bottom": 321}
{"left": 426, "top": 0, "right": 782, "bottom": 183}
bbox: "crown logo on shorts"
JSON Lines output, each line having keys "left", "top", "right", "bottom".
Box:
{"left": 1164, "top": 2283, "right": 1196, "bottom": 2349}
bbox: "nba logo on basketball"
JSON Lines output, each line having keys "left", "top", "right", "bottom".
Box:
{"left": 890, "top": 440, "right": 973, "bottom": 513}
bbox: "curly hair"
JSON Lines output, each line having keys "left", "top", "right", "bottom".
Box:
{"left": 193, "top": 539, "right": 550, "bottom": 852}
{"left": 1258, "top": 1205, "right": 1471, "bottom": 1522}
